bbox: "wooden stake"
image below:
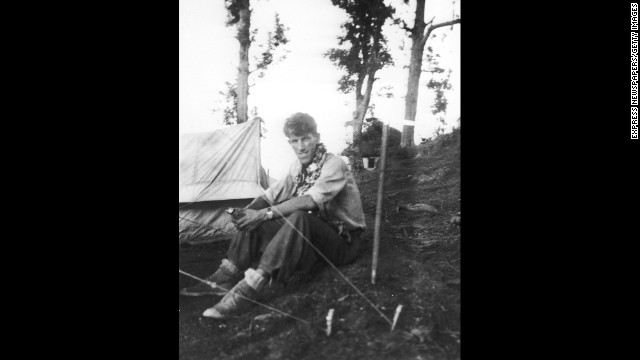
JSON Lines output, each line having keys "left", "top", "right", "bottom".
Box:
{"left": 372, "top": 122, "right": 390, "bottom": 285}
{"left": 391, "top": 304, "right": 403, "bottom": 332}
{"left": 326, "top": 308, "right": 335, "bottom": 336}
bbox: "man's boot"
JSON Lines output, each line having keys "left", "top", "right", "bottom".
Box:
{"left": 202, "top": 268, "right": 267, "bottom": 319}
{"left": 180, "top": 259, "right": 243, "bottom": 297}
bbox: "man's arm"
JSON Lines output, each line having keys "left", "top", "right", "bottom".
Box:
{"left": 237, "top": 156, "right": 348, "bottom": 231}
{"left": 234, "top": 195, "right": 317, "bottom": 231}
{"left": 270, "top": 195, "right": 317, "bottom": 218}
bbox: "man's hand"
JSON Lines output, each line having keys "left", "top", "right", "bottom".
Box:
{"left": 233, "top": 209, "right": 267, "bottom": 232}
{"left": 242, "top": 195, "right": 270, "bottom": 211}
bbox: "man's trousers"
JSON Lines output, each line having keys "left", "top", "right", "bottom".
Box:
{"left": 227, "top": 211, "right": 362, "bottom": 283}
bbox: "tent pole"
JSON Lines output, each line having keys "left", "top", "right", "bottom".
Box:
{"left": 257, "top": 118, "right": 262, "bottom": 187}
{"left": 372, "top": 122, "right": 390, "bottom": 285}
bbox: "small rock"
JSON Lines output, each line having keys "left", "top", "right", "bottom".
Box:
{"left": 410, "top": 326, "right": 432, "bottom": 343}
{"left": 397, "top": 203, "right": 439, "bottom": 214}
{"left": 415, "top": 175, "right": 432, "bottom": 184}
{"left": 254, "top": 313, "right": 280, "bottom": 321}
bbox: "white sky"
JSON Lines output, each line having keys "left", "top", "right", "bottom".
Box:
{"left": 179, "top": 0, "right": 460, "bottom": 179}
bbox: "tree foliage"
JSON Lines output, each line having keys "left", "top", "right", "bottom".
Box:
{"left": 254, "top": 13, "right": 290, "bottom": 79}
{"left": 216, "top": 0, "right": 289, "bottom": 125}
{"left": 325, "top": 0, "right": 394, "bottom": 94}
{"left": 224, "top": 0, "right": 243, "bottom": 26}
{"left": 424, "top": 46, "right": 452, "bottom": 116}
{"left": 325, "top": 0, "right": 395, "bottom": 150}
{"left": 361, "top": 117, "right": 401, "bottom": 147}
{"left": 219, "top": 81, "right": 238, "bottom": 126}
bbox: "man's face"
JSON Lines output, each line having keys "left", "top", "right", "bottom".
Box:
{"left": 288, "top": 132, "right": 319, "bottom": 166}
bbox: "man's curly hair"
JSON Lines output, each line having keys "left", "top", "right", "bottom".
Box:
{"left": 283, "top": 113, "right": 318, "bottom": 137}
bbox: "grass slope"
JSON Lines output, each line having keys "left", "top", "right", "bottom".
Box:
{"left": 178, "top": 128, "right": 461, "bottom": 360}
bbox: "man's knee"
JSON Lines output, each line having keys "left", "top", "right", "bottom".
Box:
{"left": 286, "top": 210, "right": 309, "bottom": 224}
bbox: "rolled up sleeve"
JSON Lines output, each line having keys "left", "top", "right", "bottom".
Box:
{"left": 304, "top": 157, "right": 347, "bottom": 213}
{"left": 264, "top": 176, "right": 292, "bottom": 205}
{"left": 264, "top": 163, "right": 297, "bottom": 205}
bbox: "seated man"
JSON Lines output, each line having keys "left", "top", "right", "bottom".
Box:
{"left": 180, "top": 112, "right": 366, "bottom": 319}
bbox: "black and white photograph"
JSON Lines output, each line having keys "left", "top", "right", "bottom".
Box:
{"left": 179, "top": 0, "right": 460, "bottom": 359}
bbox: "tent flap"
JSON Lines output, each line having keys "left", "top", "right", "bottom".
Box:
{"left": 179, "top": 119, "right": 267, "bottom": 203}
{"left": 179, "top": 119, "right": 268, "bottom": 241}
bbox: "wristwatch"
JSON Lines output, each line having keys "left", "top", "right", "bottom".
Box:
{"left": 266, "top": 207, "right": 274, "bottom": 220}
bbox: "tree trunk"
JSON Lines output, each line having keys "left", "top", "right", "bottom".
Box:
{"left": 402, "top": 40, "right": 427, "bottom": 147}
{"left": 400, "top": 0, "right": 460, "bottom": 147}
{"left": 236, "top": 0, "right": 251, "bottom": 124}
{"left": 353, "top": 71, "right": 377, "bottom": 152}
{"left": 401, "top": 0, "right": 426, "bottom": 148}
{"left": 353, "top": 96, "right": 364, "bottom": 149}
{"left": 351, "top": 68, "right": 366, "bottom": 150}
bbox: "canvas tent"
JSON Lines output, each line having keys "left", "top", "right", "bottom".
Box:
{"left": 179, "top": 119, "right": 269, "bottom": 242}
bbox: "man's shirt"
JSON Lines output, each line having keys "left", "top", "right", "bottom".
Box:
{"left": 263, "top": 153, "right": 366, "bottom": 232}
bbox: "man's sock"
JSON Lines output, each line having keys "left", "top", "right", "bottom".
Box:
{"left": 220, "top": 258, "right": 241, "bottom": 274}
{"left": 244, "top": 268, "right": 267, "bottom": 292}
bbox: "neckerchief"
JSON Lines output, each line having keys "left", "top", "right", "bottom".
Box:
{"left": 293, "top": 143, "right": 327, "bottom": 197}
{"left": 292, "top": 143, "right": 348, "bottom": 238}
